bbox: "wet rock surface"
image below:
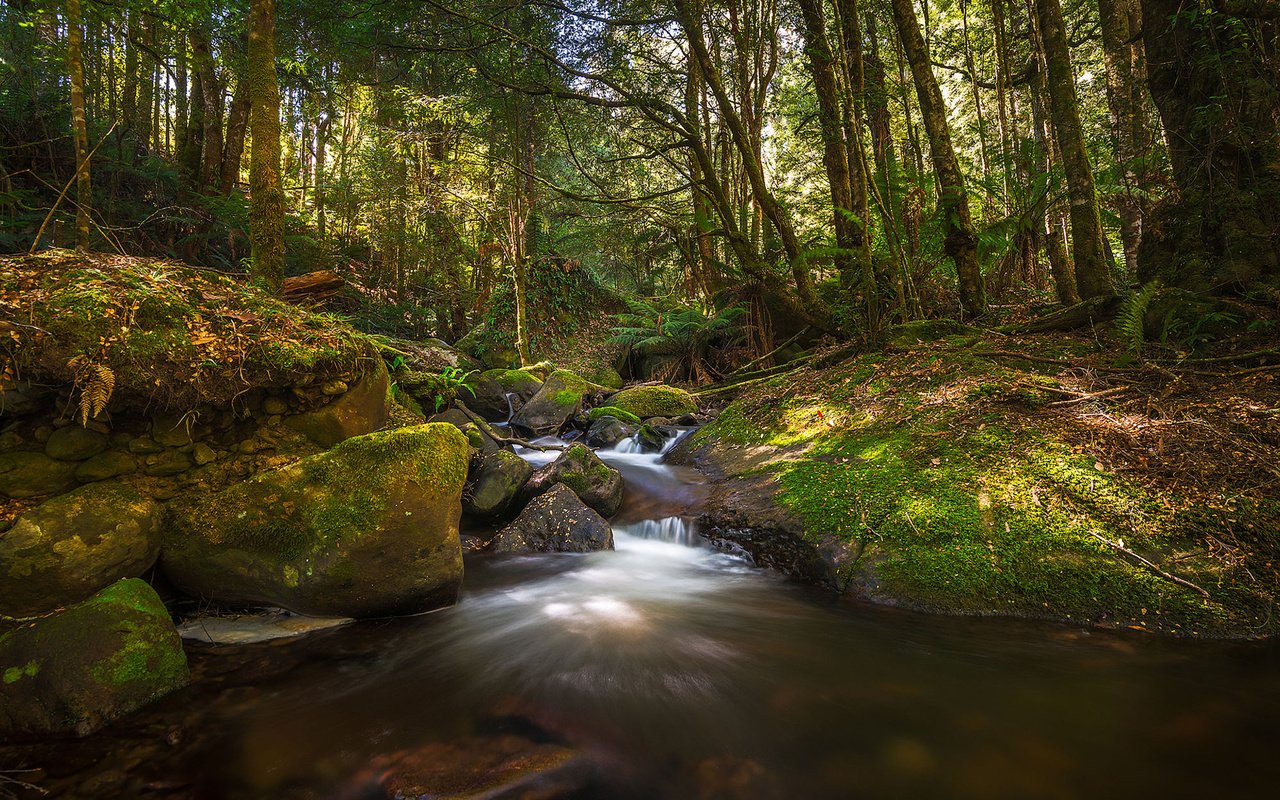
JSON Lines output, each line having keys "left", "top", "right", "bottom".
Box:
{"left": 489, "top": 484, "right": 614, "bottom": 554}
{"left": 520, "top": 443, "right": 623, "bottom": 517}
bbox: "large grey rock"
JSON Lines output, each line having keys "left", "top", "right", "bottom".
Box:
{"left": 489, "top": 484, "right": 614, "bottom": 554}
{"left": 464, "top": 449, "right": 533, "bottom": 519}
{"left": 0, "top": 481, "right": 162, "bottom": 617}
{"left": 0, "top": 451, "right": 77, "bottom": 498}
{"left": 44, "top": 426, "right": 109, "bottom": 461}
{"left": 521, "top": 443, "right": 624, "bottom": 517}
{"left": 585, "top": 416, "right": 636, "bottom": 449}
{"left": 511, "top": 370, "right": 606, "bottom": 436}
{"left": 161, "top": 424, "right": 469, "bottom": 618}
{"left": 0, "top": 578, "right": 189, "bottom": 737}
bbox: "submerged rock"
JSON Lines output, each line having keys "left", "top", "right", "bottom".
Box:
{"left": 283, "top": 361, "right": 392, "bottom": 448}
{"left": 176, "top": 611, "right": 351, "bottom": 645}
{"left": 0, "top": 481, "right": 162, "bottom": 617}
{"left": 464, "top": 449, "right": 533, "bottom": 519}
{"left": 162, "top": 423, "right": 469, "bottom": 618}
{"left": 585, "top": 415, "right": 636, "bottom": 449}
{"left": 521, "top": 443, "right": 624, "bottom": 517}
{"left": 349, "top": 734, "right": 587, "bottom": 800}
{"left": 606, "top": 385, "right": 698, "bottom": 420}
{"left": 489, "top": 484, "right": 614, "bottom": 554}
{"left": 0, "top": 578, "right": 189, "bottom": 738}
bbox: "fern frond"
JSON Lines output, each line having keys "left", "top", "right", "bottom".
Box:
{"left": 1116, "top": 280, "right": 1162, "bottom": 359}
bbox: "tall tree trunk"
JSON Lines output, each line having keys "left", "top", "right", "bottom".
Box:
{"left": 797, "top": 0, "right": 858, "bottom": 287}
{"left": 1097, "top": 0, "right": 1151, "bottom": 278}
{"left": 66, "top": 0, "right": 91, "bottom": 250}
{"left": 1137, "top": 0, "right": 1279, "bottom": 292}
{"left": 221, "top": 77, "right": 251, "bottom": 193}
{"left": 888, "top": 0, "right": 987, "bottom": 317}
{"left": 190, "top": 23, "right": 223, "bottom": 192}
{"left": 1034, "top": 0, "right": 1114, "bottom": 298}
{"left": 315, "top": 113, "right": 330, "bottom": 239}
{"left": 248, "top": 0, "right": 285, "bottom": 292}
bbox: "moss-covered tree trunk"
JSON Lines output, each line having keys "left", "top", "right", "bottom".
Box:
{"left": 247, "top": 0, "right": 285, "bottom": 293}
{"left": 220, "top": 76, "right": 250, "bottom": 193}
{"left": 889, "top": 0, "right": 987, "bottom": 317}
{"left": 1138, "top": 0, "right": 1280, "bottom": 293}
{"left": 1035, "top": 0, "right": 1115, "bottom": 299}
{"left": 66, "top": 0, "right": 91, "bottom": 251}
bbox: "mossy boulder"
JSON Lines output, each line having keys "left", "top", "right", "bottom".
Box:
{"left": 283, "top": 360, "right": 392, "bottom": 448}
{"left": 0, "top": 451, "right": 78, "bottom": 498}
{"left": 606, "top": 385, "right": 697, "bottom": 420}
{"left": 520, "top": 443, "right": 623, "bottom": 517}
{"left": 586, "top": 405, "right": 641, "bottom": 425}
{"left": 464, "top": 450, "right": 534, "bottom": 519}
{"left": 489, "top": 484, "right": 614, "bottom": 554}
{"left": 0, "top": 578, "right": 189, "bottom": 737}
{"left": 379, "top": 336, "right": 481, "bottom": 373}
{"left": 0, "top": 481, "right": 162, "bottom": 617}
{"left": 511, "top": 370, "right": 608, "bottom": 436}
{"left": 74, "top": 450, "right": 138, "bottom": 482}
{"left": 455, "top": 323, "right": 521, "bottom": 370}
{"left": 430, "top": 407, "right": 500, "bottom": 456}
{"left": 161, "top": 424, "right": 469, "bottom": 618}
{"left": 44, "top": 425, "right": 109, "bottom": 461}
{"left": 0, "top": 380, "right": 53, "bottom": 418}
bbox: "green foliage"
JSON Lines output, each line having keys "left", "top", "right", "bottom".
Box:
{"left": 609, "top": 298, "right": 745, "bottom": 383}
{"left": 1115, "top": 279, "right": 1162, "bottom": 361}
{"left": 397, "top": 366, "right": 477, "bottom": 414}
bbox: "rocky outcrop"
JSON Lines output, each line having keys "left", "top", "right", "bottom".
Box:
{"left": 464, "top": 449, "right": 533, "bottom": 519}
{"left": 585, "top": 415, "right": 636, "bottom": 449}
{"left": 521, "top": 443, "right": 624, "bottom": 517}
{"left": 606, "top": 385, "right": 698, "bottom": 420}
{"left": 161, "top": 424, "right": 469, "bottom": 618}
{"left": 0, "top": 578, "right": 189, "bottom": 737}
{"left": 283, "top": 360, "right": 391, "bottom": 448}
{"left": 0, "top": 481, "right": 162, "bottom": 617}
{"left": 489, "top": 484, "right": 614, "bottom": 554}
{"left": 511, "top": 370, "right": 608, "bottom": 436}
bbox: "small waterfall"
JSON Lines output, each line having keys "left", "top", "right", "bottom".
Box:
{"left": 616, "top": 516, "right": 699, "bottom": 547}
{"left": 608, "top": 426, "right": 689, "bottom": 456}
{"left": 613, "top": 436, "right": 645, "bottom": 454}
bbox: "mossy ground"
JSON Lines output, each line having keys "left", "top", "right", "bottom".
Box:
{"left": 1, "top": 250, "right": 374, "bottom": 411}
{"left": 689, "top": 332, "right": 1280, "bottom": 637}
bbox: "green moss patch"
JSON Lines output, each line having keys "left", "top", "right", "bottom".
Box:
{"left": 586, "top": 406, "right": 641, "bottom": 425}
{"left": 1, "top": 250, "right": 374, "bottom": 411}
{"left": 608, "top": 385, "right": 698, "bottom": 419}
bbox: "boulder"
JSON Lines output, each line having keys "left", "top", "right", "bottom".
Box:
{"left": 0, "top": 451, "right": 78, "bottom": 498}
{"left": 430, "top": 406, "right": 500, "bottom": 455}
{"left": 511, "top": 370, "right": 607, "bottom": 436}
{"left": 0, "top": 578, "right": 189, "bottom": 737}
{"left": 461, "top": 371, "right": 509, "bottom": 420}
{"left": 382, "top": 336, "right": 482, "bottom": 373}
{"left": 0, "top": 380, "right": 54, "bottom": 418}
{"left": 74, "top": 450, "right": 138, "bottom": 482}
{"left": 585, "top": 416, "right": 636, "bottom": 449}
{"left": 464, "top": 449, "right": 533, "bottom": 519}
{"left": 0, "top": 481, "right": 162, "bottom": 617}
{"left": 521, "top": 443, "right": 624, "bottom": 517}
{"left": 161, "top": 424, "right": 469, "bottom": 618}
{"left": 586, "top": 405, "right": 641, "bottom": 425}
{"left": 635, "top": 423, "right": 669, "bottom": 453}
{"left": 606, "top": 385, "right": 698, "bottom": 420}
{"left": 283, "top": 361, "right": 391, "bottom": 448}
{"left": 44, "top": 425, "right": 109, "bottom": 461}
{"left": 489, "top": 484, "right": 614, "bottom": 554}
{"left": 454, "top": 323, "right": 521, "bottom": 370}
{"left": 150, "top": 412, "right": 197, "bottom": 447}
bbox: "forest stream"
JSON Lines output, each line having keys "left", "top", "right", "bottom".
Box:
{"left": 5, "top": 429, "right": 1279, "bottom": 800}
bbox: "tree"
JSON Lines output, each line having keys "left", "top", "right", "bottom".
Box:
{"left": 247, "top": 0, "right": 285, "bottom": 292}
{"left": 888, "top": 0, "right": 987, "bottom": 317}
{"left": 1034, "top": 0, "right": 1115, "bottom": 299}
{"left": 1138, "top": 0, "right": 1280, "bottom": 294}
{"left": 66, "top": 0, "right": 91, "bottom": 251}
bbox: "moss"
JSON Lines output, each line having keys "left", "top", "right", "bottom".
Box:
{"left": 586, "top": 406, "right": 641, "bottom": 425}
{"left": 688, "top": 343, "right": 1270, "bottom": 637}
{"left": 3, "top": 660, "right": 39, "bottom": 683}
{"left": 608, "top": 385, "right": 698, "bottom": 419}
{"left": 482, "top": 368, "right": 544, "bottom": 395}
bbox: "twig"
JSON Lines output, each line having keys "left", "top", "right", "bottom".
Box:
{"left": 1087, "top": 531, "right": 1211, "bottom": 599}
{"left": 27, "top": 122, "right": 118, "bottom": 255}
{"left": 1046, "top": 386, "right": 1132, "bottom": 406}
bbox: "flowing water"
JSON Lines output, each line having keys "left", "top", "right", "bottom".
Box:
{"left": 6, "top": 431, "right": 1280, "bottom": 799}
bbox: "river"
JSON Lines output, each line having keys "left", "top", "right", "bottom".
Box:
{"left": 4, "top": 431, "right": 1279, "bottom": 799}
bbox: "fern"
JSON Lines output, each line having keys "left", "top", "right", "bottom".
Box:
{"left": 68, "top": 356, "right": 115, "bottom": 424}
{"left": 1115, "top": 279, "right": 1162, "bottom": 360}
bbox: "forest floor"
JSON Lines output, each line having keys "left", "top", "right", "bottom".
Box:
{"left": 681, "top": 321, "right": 1280, "bottom": 638}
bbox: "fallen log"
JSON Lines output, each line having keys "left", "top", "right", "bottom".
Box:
{"left": 283, "top": 270, "right": 344, "bottom": 304}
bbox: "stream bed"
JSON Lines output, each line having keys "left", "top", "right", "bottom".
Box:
{"left": 4, "top": 434, "right": 1279, "bottom": 799}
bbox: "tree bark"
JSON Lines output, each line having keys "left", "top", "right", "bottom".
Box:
{"left": 888, "top": 0, "right": 987, "bottom": 317}
{"left": 1035, "top": 0, "right": 1114, "bottom": 298}
{"left": 221, "top": 77, "right": 251, "bottom": 193}
{"left": 248, "top": 0, "right": 285, "bottom": 293}
{"left": 66, "top": 0, "right": 91, "bottom": 251}
{"left": 190, "top": 23, "right": 224, "bottom": 192}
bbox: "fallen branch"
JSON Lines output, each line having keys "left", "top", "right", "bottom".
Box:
{"left": 1046, "top": 386, "right": 1132, "bottom": 407}
{"left": 1088, "top": 531, "right": 1211, "bottom": 600}
{"left": 454, "top": 403, "right": 566, "bottom": 452}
